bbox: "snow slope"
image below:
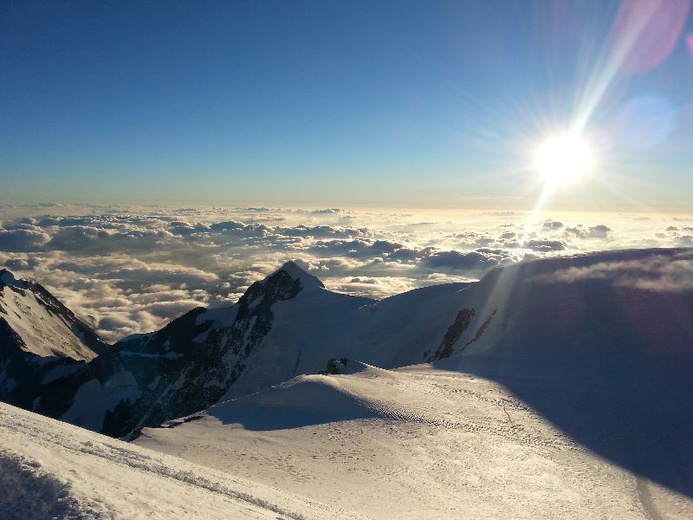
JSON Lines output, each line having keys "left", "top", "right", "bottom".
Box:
{"left": 137, "top": 363, "right": 693, "bottom": 520}
{"left": 0, "top": 401, "right": 363, "bottom": 519}
{"left": 428, "top": 251, "right": 693, "bottom": 500}
{"left": 0, "top": 269, "right": 105, "bottom": 361}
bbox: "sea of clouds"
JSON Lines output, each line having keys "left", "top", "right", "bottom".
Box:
{"left": 1, "top": 204, "right": 691, "bottom": 343}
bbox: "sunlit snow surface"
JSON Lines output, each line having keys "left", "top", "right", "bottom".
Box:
{"left": 137, "top": 363, "right": 693, "bottom": 520}
{"left": 0, "top": 274, "right": 100, "bottom": 361}
{"left": 0, "top": 402, "right": 363, "bottom": 519}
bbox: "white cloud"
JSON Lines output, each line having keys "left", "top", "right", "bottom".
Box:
{"left": 0, "top": 228, "right": 51, "bottom": 251}
{"left": 420, "top": 250, "right": 501, "bottom": 271}
{"left": 327, "top": 276, "right": 418, "bottom": 300}
{"left": 524, "top": 239, "right": 567, "bottom": 252}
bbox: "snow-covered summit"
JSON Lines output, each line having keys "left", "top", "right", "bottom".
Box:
{"left": 269, "top": 260, "right": 325, "bottom": 292}
{"left": 235, "top": 260, "right": 326, "bottom": 319}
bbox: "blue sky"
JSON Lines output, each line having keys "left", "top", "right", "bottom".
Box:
{"left": 2, "top": 1, "right": 692, "bottom": 210}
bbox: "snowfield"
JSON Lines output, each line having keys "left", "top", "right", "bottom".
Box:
{"left": 0, "top": 401, "right": 364, "bottom": 519}
{"left": 136, "top": 362, "right": 693, "bottom": 520}
{"left": 7, "top": 363, "right": 692, "bottom": 519}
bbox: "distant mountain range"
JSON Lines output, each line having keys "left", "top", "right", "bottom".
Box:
{"left": 1, "top": 248, "right": 692, "bottom": 443}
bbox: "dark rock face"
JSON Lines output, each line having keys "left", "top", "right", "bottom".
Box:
{"left": 102, "top": 306, "right": 223, "bottom": 436}
{"left": 230, "top": 269, "right": 303, "bottom": 355}
{"left": 323, "top": 357, "right": 350, "bottom": 374}
{"left": 110, "top": 268, "right": 307, "bottom": 437}
{"left": 428, "top": 308, "right": 476, "bottom": 361}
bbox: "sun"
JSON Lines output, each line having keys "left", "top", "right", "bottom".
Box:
{"left": 532, "top": 133, "right": 596, "bottom": 188}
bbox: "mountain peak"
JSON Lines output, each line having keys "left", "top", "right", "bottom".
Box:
{"left": 235, "top": 261, "right": 325, "bottom": 315}
{"left": 276, "top": 261, "right": 325, "bottom": 291}
{"left": 0, "top": 269, "right": 30, "bottom": 289}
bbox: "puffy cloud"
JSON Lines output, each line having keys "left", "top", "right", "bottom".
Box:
{"left": 565, "top": 224, "right": 612, "bottom": 239}
{"left": 209, "top": 221, "right": 265, "bottom": 234}
{"left": 310, "top": 238, "right": 404, "bottom": 258}
{"left": 524, "top": 239, "right": 566, "bottom": 252}
{"left": 327, "top": 276, "right": 418, "bottom": 300}
{"left": 276, "top": 224, "right": 368, "bottom": 239}
{"left": 0, "top": 228, "right": 51, "bottom": 251}
{"left": 586, "top": 225, "right": 611, "bottom": 238}
{"left": 543, "top": 220, "right": 564, "bottom": 230}
{"left": 3, "top": 258, "right": 31, "bottom": 270}
{"left": 388, "top": 247, "right": 432, "bottom": 263}
{"left": 305, "top": 208, "right": 343, "bottom": 214}
{"left": 421, "top": 251, "right": 500, "bottom": 271}
{"left": 425, "top": 272, "right": 477, "bottom": 284}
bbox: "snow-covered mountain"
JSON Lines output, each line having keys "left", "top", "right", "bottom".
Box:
{"left": 2, "top": 260, "right": 356, "bottom": 436}
{"left": 0, "top": 258, "right": 492, "bottom": 437}
{"left": 1, "top": 251, "right": 691, "bottom": 418}
{"left": 1, "top": 248, "right": 692, "bottom": 517}
{"left": 2, "top": 250, "right": 693, "bottom": 439}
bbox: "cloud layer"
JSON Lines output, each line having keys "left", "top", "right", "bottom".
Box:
{"left": 1, "top": 205, "right": 690, "bottom": 342}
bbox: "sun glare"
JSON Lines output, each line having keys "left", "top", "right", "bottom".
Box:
{"left": 533, "top": 133, "right": 596, "bottom": 188}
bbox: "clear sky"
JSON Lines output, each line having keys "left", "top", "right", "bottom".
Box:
{"left": 2, "top": 1, "right": 692, "bottom": 211}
